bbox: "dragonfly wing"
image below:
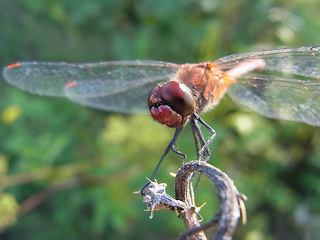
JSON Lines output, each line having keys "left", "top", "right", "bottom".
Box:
{"left": 227, "top": 74, "right": 320, "bottom": 126}
{"left": 215, "top": 46, "right": 320, "bottom": 78}
{"left": 216, "top": 46, "right": 320, "bottom": 126}
{"left": 65, "top": 79, "right": 160, "bottom": 113}
{"left": 3, "top": 60, "right": 180, "bottom": 113}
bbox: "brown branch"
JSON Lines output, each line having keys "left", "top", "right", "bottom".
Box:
{"left": 139, "top": 181, "right": 207, "bottom": 240}
{"left": 139, "top": 160, "right": 246, "bottom": 240}
{"left": 175, "top": 160, "right": 246, "bottom": 240}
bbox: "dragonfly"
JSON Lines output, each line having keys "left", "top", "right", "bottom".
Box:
{"left": 3, "top": 46, "right": 320, "bottom": 181}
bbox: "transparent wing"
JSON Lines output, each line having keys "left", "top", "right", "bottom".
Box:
{"left": 3, "top": 60, "right": 180, "bottom": 113}
{"left": 214, "top": 46, "right": 320, "bottom": 126}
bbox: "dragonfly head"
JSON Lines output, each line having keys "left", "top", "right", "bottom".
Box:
{"left": 148, "top": 81, "right": 195, "bottom": 128}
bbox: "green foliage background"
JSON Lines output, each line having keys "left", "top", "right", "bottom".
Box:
{"left": 1, "top": 0, "right": 320, "bottom": 239}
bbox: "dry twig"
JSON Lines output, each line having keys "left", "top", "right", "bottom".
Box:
{"left": 139, "top": 160, "right": 246, "bottom": 240}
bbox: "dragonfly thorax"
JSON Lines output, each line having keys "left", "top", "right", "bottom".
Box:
{"left": 175, "top": 63, "right": 228, "bottom": 114}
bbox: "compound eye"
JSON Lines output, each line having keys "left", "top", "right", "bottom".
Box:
{"left": 160, "top": 81, "right": 195, "bottom": 117}
{"left": 148, "top": 85, "right": 161, "bottom": 108}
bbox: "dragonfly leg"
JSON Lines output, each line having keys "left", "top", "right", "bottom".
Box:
{"left": 189, "top": 114, "right": 216, "bottom": 191}
{"left": 141, "top": 128, "right": 185, "bottom": 193}
{"left": 150, "top": 127, "right": 185, "bottom": 180}
{"left": 189, "top": 117, "right": 205, "bottom": 160}
{"left": 192, "top": 113, "right": 216, "bottom": 162}
{"left": 190, "top": 114, "right": 215, "bottom": 162}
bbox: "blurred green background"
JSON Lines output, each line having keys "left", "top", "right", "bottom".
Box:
{"left": 1, "top": 0, "right": 320, "bottom": 239}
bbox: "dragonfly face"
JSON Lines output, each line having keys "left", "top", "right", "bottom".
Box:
{"left": 148, "top": 81, "right": 195, "bottom": 128}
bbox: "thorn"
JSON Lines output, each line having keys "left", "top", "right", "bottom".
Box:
{"left": 238, "top": 194, "right": 247, "bottom": 225}
{"left": 197, "top": 202, "right": 207, "bottom": 211}
{"left": 190, "top": 182, "right": 195, "bottom": 205}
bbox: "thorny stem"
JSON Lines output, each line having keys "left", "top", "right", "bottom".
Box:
{"left": 175, "top": 161, "right": 246, "bottom": 240}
